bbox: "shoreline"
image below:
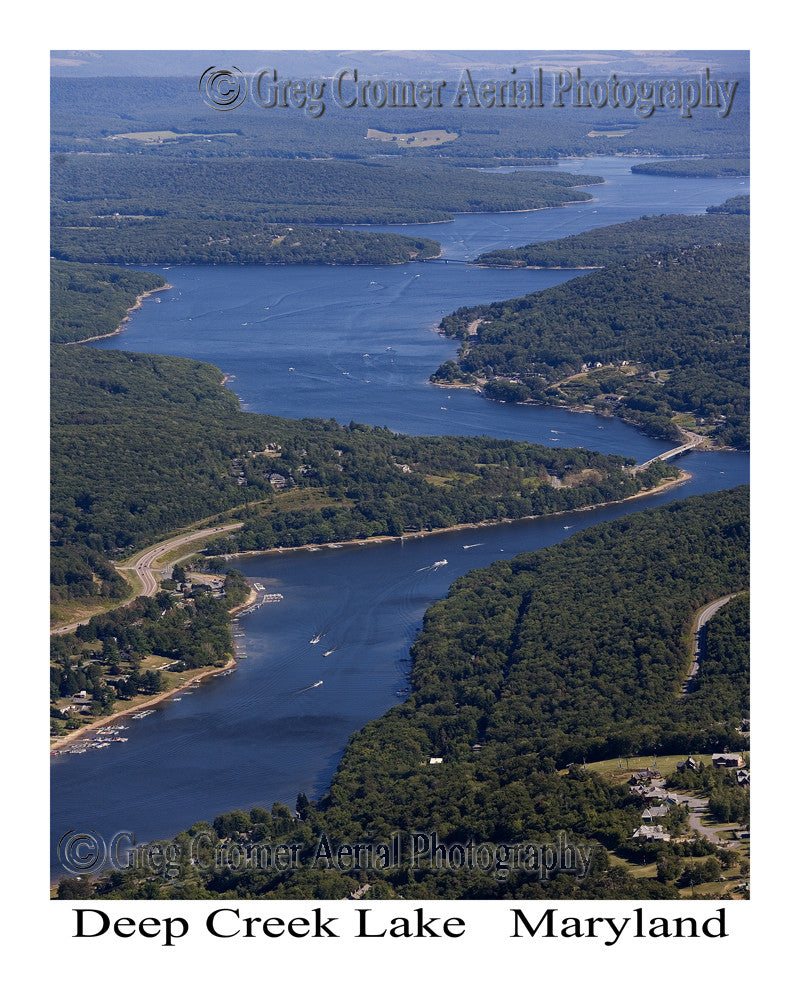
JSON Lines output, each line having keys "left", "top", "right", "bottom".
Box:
{"left": 49, "top": 585, "right": 259, "bottom": 751}
{"left": 427, "top": 378, "right": 726, "bottom": 452}
{"left": 67, "top": 283, "right": 173, "bottom": 344}
{"left": 472, "top": 263, "right": 602, "bottom": 270}
{"left": 222, "top": 470, "right": 692, "bottom": 564}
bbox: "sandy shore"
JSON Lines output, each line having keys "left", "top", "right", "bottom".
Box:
{"left": 68, "top": 283, "right": 173, "bottom": 345}
{"left": 49, "top": 585, "right": 259, "bottom": 751}
{"left": 224, "top": 470, "right": 691, "bottom": 563}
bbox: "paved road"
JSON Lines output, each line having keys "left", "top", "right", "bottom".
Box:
{"left": 670, "top": 792, "right": 736, "bottom": 847}
{"left": 682, "top": 591, "right": 745, "bottom": 695}
{"left": 635, "top": 430, "right": 707, "bottom": 471}
{"left": 51, "top": 522, "right": 243, "bottom": 634}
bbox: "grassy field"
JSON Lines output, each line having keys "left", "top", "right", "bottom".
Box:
{"left": 366, "top": 127, "right": 458, "bottom": 146}
{"left": 571, "top": 753, "right": 715, "bottom": 785}
{"left": 110, "top": 130, "right": 238, "bottom": 142}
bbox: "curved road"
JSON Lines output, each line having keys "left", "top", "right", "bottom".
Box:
{"left": 635, "top": 429, "right": 708, "bottom": 471}
{"left": 51, "top": 523, "right": 243, "bottom": 635}
{"left": 681, "top": 591, "right": 746, "bottom": 696}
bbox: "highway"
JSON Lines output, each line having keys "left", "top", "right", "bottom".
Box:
{"left": 51, "top": 522, "right": 243, "bottom": 634}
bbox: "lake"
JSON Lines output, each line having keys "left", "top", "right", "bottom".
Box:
{"left": 51, "top": 158, "right": 749, "bottom": 871}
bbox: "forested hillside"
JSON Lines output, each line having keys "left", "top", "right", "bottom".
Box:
{"left": 473, "top": 213, "right": 749, "bottom": 268}
{"left": 51, "top": 156, "right": 599, "bottom": 228}
{"left": 52, "top": 346, "right": 674, "bottom": 611}
{"left": 51, "top": 220, "right": 440, "bottom": 267}
{"left": 435, "top": 243, "right": 749, "bottom": 447}
{"left": 50, "top": 262, "right": 167, "bottom": 343}
{"left": 68, "top": 488, "right": 748, "bottom": 901}
{"left": 631, "top": 158, "right": 749, "bottom": 178}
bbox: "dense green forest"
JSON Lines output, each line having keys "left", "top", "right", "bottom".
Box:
{"left": 51, "top": 219, "right": 440, "bottom": 267}
{"left": 435, "top": 243, "right": 749, "bottom": 447}
{"left": 472, "top": 213, "right": 749, "bottom": 268}
{"left": 51, "top": 345, "right": 675, "bottom": 609}
{"left": 707, "top": 194, "right": 750, "bottom": 215}
{"left": 631, "top": 158, "right": 749, "bottom": 177}
{"left": 50, "top": 262, "right": 167, "bottom": 343}
{"left": 64, "top": 488, "right": 748, "bottom": 901}
{"left": 51, "top": 155, "right": 599, "bottom": 230}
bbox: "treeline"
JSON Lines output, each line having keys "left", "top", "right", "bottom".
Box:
{"left": 65, "top": 489, "right": 748, "bottom": 901}
{"left": 391, "top": 488, "right": 748, "bottom": 767}
{"left": 435, "top": 243, "right": 749, "bottom": 447}
{"left": 707, "top": 194, "right": 750, "bottom": 215}
{"left": 51, "top": 74, "right": 750, "bottom": 163}
{"left": 473, "top": 213, "right": 749, "bottom": 268}
{"left": 50, "top": 261, "right": 166, "bottom": 344}
{"left": 52, "top": 346, "right": 674, "bottom": 609}
{"left": 631, "top": 158, "right": 749, "bottom": 178}
{"left": 687, "top": 594, "right": 749, "bottom": 725}
{"left": 206, "top": 437, "right": 678, "bottom": 555}
{"left": 51, "top": 155, "right": 599, "bottom": 228}
{"left": 51, "top": 220, "right": 440, "bottom": 267}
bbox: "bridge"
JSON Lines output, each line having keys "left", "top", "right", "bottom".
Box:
{"left": 634, "top": 431, "right": 707, "bottom": 471}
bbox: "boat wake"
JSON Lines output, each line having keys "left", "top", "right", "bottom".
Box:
{"left": 416, "top": 559, "right": 448, "bottom": 573}
{"left": 298, "top": 680, "right": 324, "bottom": 693}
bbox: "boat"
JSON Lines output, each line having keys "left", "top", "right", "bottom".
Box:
{"left": 311, "top": 680, "right": 323, "bottom": 688}
{"left": 310, "top": 634, "right": 322, "bottom": 645}
{"left": 432, "top": 559, "right": 448, "bottom": 569}
{"left": 323, "top": 650, "right": 334, "bottom": 657}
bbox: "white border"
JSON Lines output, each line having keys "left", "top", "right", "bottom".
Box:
{"left": 5, "top": 4, "right": 791, "bottom": 992}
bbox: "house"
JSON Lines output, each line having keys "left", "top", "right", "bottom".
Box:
{"left": 736, "top": 769, "right": 750, "bottom": 787}
{"left": 676, "top": 756, "right": 699, "bottom": 773}
{"left": 630, "top": 768, "right": 661, "bottom": 782}
{"left": 632, "top": 825, "right": 671, "bottom": 842}
{"left": 428, "top": 757, "right": 443, "bottom": 765}
{"left": 713, "top": 752, "right": 744, "bottom": 768}
{"left": 641, "top": 805, "right": 670, "bottom": 820}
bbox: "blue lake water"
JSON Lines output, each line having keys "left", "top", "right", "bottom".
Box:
{"left": 51, "top": 158, "right": 750, "bottom": 871}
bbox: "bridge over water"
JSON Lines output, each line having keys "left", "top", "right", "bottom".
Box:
{"left": 634, "top": 431, "right": 707, "bottom": 471}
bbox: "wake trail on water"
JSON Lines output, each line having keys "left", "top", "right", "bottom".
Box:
{"left": 416, "top": 559, "right": 448, "bottom": 572}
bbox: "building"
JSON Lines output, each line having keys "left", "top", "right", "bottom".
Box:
{"left": 632, "top": 825, "right": 671, "bottom": 842}
{"left": 712, "top": 752, "right": 745, "bottom": 768}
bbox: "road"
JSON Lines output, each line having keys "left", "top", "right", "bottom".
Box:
{"left": 681, "top": 591, "right": 745, "bottom": 695}
{"left": 51, "top": 522, "right": 243, "bottom": 635}
{"left": 673, "top": 793, "right": 726, "bottom": 845}
{"left": 635, "top": 429, "right": 707, "bottom": 471}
